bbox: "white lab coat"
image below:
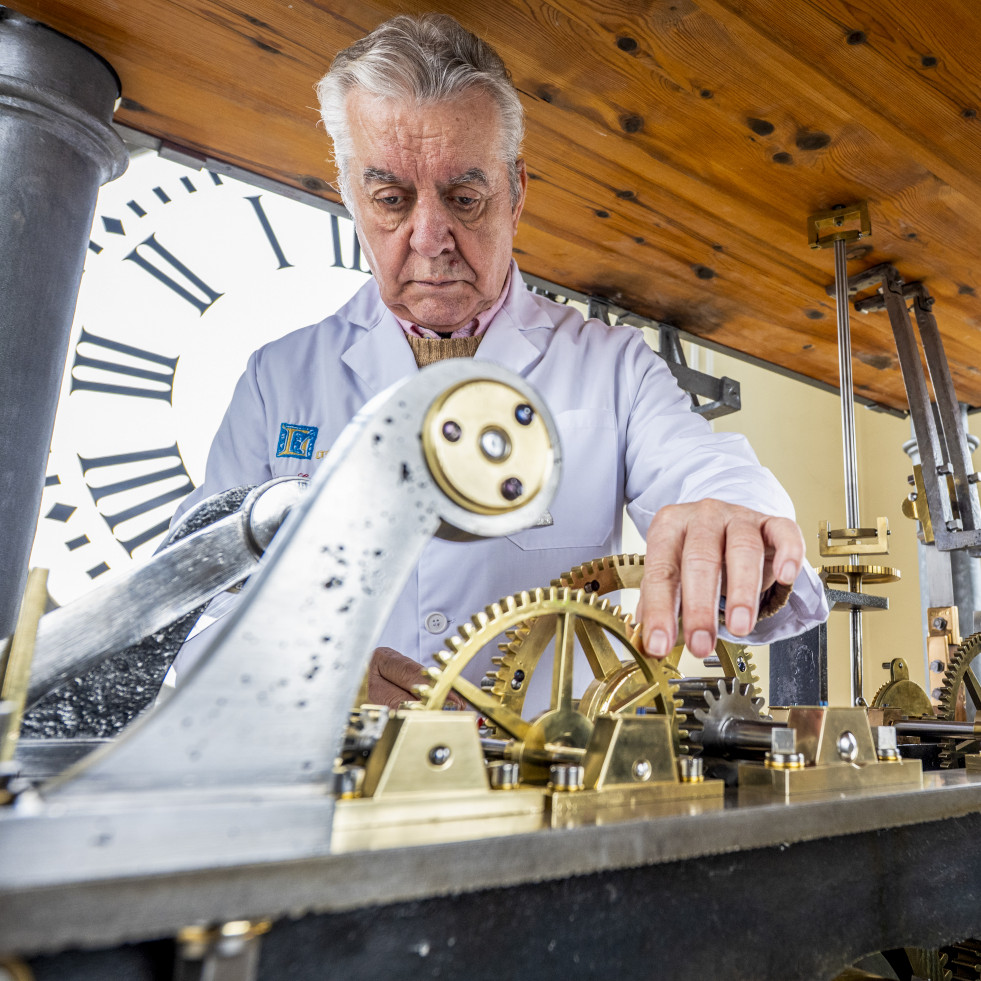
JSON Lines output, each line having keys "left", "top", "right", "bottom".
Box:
{"left": 172, "top": 262, "right": 827, "bottom": 696}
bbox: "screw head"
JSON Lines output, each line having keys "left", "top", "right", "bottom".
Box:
{"left": 736, "top": 656, "right": 747, "bottom": 672}
{"left": 441, "top": 420, "right": 461, "bottom": 442}
{"left": 515, "top": 403, "right": 534, "bottom": 425}
{"left": 933, "top": 616, "right": 948, "bottom": 631}
{"left": 836, "top": 730, "right": 859, "bottom": 762}
{"left": 501, "top": 477, "right": 523, "bottom": 501}
{"left": 428, "top": 745, "right": 452, "bottom": 767}
{"left": 479, "top": 427, "right": 510, "bottom": 460}
{"left": 632, "top": 758, "right": 653, "bottom": 781}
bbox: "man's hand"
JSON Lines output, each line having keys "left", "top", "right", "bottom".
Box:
{"left": 638, "top": 499, "right": 805, "bottom": 659}
{"left": 368, "top": 647, "right": 466, "bottom": 710}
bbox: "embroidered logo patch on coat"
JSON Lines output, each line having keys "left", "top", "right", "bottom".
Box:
{"left": 276, "top": 422, "right": 318, "bottom": 459}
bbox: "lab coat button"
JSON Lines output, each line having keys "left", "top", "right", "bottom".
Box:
{"left": 425, "top": 612, "right": 448, "bottom": 634}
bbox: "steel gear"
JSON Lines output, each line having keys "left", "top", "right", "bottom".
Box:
{"left": 937, "top": 632, "right": 981, "bottom": 768}
{"left": 685, "top": 678, "right": 770, "bottom": 757}
{"left": 484, "top": 553, "right": 762, "bottom": 721}
{"left": 411, "top": 587, "right": 681, "bottom": 752}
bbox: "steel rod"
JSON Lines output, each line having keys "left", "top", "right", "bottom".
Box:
{"left": 832, "top": 235, "right": 865, "bottom": 706}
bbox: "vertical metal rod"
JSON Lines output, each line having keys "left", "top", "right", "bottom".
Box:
{"left": 834, "top": 239, "right": 861, "bottom": 531}
{"left": 832, "top": 237, "right": 864, "bottom": 705}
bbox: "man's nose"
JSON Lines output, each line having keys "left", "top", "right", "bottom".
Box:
{"left": 408, "top": 198, "right": 455, "bottom": 257}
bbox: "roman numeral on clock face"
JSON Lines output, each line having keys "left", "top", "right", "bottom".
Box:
{"left": 330, "top": 214, "right": 369, "bottom": 273}
{"left": 70, "top": 327, "right": 179, "bottom": 403}
{"left": 78, "top": 443, "right": 194, "bottom": 556}
{"left": 124, "top": 233, "right": 224, "bottom": 314}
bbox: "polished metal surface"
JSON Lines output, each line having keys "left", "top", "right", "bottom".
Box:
{"left": 0, "top": 8, "right": 127, "bottom": 637}
{"left": 20, "top": 478, "right": 306, "bottom": 707}
{"left": 0, "top": 361, "right": 560, "bottom": 901}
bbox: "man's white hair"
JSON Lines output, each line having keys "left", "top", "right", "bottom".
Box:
{"left": 316, "top": 14, "right": 525, "bottom": 210}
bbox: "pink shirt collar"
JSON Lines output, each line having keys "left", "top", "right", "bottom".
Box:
{"left": 396, "top": 266, "right": 513, "bottom": 339}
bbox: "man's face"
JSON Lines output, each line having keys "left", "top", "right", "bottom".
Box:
{"left": 344, "top": 89, "right": 527, "bottom": 332}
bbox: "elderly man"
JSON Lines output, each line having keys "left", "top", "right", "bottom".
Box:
{"left": 172, "top": 13, "right": 826, "bottom": 707}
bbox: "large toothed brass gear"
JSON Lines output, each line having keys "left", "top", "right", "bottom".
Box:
{"left": 411, "top": 587, "right": 681, "bottom": 754}
{"left": 484, "top": 554, "right": 762, "bottom": 722}
{"left": 937, "top": 632, "right": 981, "bottom": 768}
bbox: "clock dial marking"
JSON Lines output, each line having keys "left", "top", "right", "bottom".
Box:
{"left": 246, "top": 195, "right": 294, "bottom": 270}
{"left": 46, "top": 502, "right": 77, "bottom": 523}
{"left": 124, "top": 233, "right": 224, "bottom": 315}
{"left": 330, "top": 214, "right": 368, "bottom": 273}
{"left": 35, "top": 153, "right": 373, "bottom": 604}
{"left": 70, "top": 327, "right": 179, "bottom": 404}
{"left": 79, "top": 443, "right": 194, "bottom": 556}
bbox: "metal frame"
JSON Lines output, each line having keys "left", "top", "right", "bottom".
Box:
{"left": 848, "top": 264, "right": 981, "bottom": 553}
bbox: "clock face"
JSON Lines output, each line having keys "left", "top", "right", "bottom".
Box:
{"left": 30, "top": 152, "right": 371, "bottom": 605}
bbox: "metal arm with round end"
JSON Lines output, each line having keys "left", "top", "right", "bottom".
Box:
{"left": 0, "top": 361, "right": 559, "bottom": 921}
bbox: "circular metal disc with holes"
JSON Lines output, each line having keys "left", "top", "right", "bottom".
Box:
{"left": 422, "top": 380, "right": 553, "bottom": 514}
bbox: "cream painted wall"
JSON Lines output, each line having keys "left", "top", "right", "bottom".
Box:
{"left": 621, "top": 328, "right": 925, "bottom": 707}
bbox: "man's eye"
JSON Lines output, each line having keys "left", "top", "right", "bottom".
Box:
{"left": 376, "top": 194, "right": 406, "bottom": 207}
{"left": 452, "top": 195, "right": 480, "bottom": 210}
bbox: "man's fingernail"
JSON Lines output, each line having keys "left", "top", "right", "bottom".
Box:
{"left": 691, "top": 629, "right": 714, "bottom": 657}
{"left": 647, "top": 629, "right": 668, "bottom": 657}
{"left": 779, "top": 560, "right": 798, "bottom": 583}
{"left": 730, "top": 606, "right": 752, "bottom": 635}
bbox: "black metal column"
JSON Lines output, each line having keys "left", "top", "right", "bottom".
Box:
{"left": 0, "top": 8, "right": 127, "bottom": 636}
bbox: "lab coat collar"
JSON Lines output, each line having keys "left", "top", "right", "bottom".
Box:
{"left": 340, "top": 281, "right": 418, "bottom": 396}
{"left": 473, "top": 261, "right": 548, "bottom": 375}
{"left": 339, "top": 261, "right": 548, "bottom": 393}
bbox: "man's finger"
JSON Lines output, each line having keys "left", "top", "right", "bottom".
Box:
{"left": 639, "top": 505, "right": 685, "bottom": 657}
{"left": 764, "top": 515, "right": 806, "bottom": 586}
{"left": 719, "top": 514, "right": 767, "bottom": 639}
{"left": 678, "top": 512, "right": 725, "bottom": 657}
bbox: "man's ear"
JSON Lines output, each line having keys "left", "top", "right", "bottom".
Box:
{"left": 512, "top": 158, "right": 528, "bottom": 230}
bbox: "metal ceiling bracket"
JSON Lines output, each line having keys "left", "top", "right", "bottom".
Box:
{"left": 854, "top": 265, "right": 981, "bottom": 553}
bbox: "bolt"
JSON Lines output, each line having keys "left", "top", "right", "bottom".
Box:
{"left": 933, "top": 616, "right": 948, "bottom": 631}
{"left": 632, "top": 758, "right": 653, "bottom": 781}
{"left": 930, "top": 660, "right": 946, "bottom": 673}
{"left": 428, "top": 745, "right": 452, "bottom": 767}
{"left": 501, "top": 477, "right": 524, "bottom": 501}
{"left": 441, "top": 420, "right": 461, "bottom": 442}
{"left": 515, "top": 403, "right": 534, "bottom": 425}
{"left": 678, "top": 756, "right": 704, "bottom": 782}
{"left": 836, "top": 730, "right": 859, "bottom": 762}
{"left": 479, "top": 427, "right": 510, "bottom": 460}
{"left": 549, "top": 763, "right": 584, "bottom": 792}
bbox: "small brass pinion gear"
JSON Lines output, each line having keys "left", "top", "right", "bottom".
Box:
{"left": 937, "top": 631, "right": 981, "bottom": 768}
{"left": 484, "top": 554, "right": 762, "bottom": 723}
{"left": 410, "top": 586, "right": 681, "bottom": 747}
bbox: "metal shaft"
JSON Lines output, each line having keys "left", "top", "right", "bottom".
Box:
{"left": 833, "top": 235, "right": 865, "bottom": 706}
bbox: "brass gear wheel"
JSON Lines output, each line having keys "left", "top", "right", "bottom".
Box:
{"left": 411, "top": 586, "right": 681, "bottom": 755}
{"left": 483, "top": 554, "right": 762, "bottom": 722}
{"left": 937, "top": 632, "right": 981, "bottom": 768}
{"left": 870, "top": 657, "right": 935, "bottom": 717}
